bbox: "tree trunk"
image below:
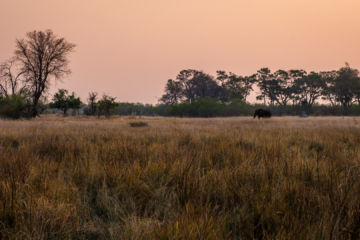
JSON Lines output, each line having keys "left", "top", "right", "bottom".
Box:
{"left": 263, "top": 95, "right": 266, "bottom": 106}
{"left": 30, "top": 97, "right": 39, "bottom": 118}
{"left": 343, "top": 102, "right": 347, "bottom": 109}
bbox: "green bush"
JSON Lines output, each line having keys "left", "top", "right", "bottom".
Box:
{"left": 109, "top": 99, "right": 360, "bottom": 118}
{"left": 0, "top": 94, "right": 26, "bottom": 119}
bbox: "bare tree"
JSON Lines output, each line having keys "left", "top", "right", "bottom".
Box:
{"left": 0, "top": 58, "right": 28, "bottom": 97}
{"left": 14, "top": 30, "right": 76, "bottom": 117}
{"left": 87, "top": 92, "right": 98, "bottom": 115}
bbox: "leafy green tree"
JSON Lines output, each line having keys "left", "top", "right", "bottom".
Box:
{"left": 97, "top": 94, "right": 118, "bottom": 118}
{"left": 256, "top": 68, "right": 283, "bottom": 106}
{"left": 159, "top": 79, "right": 183, "bottom": 105}
{"left": 0, "top": 94, "right": 26, "bottom": 119}
{"left": 271, "top": 70, "right": 293, "bottom": 106}
{"left": 49, "top": 89, "right": 82, "bottom": 116}
{"left": 288, "top": 69, "right": 307, "bottom": 105}
{"left": 320, "top": 64, "right": 360, "bottom": 108}
{"left": 115, "top": 102, "right": 136, "bottom": 115}
{"left": 217, "top": 71, "right": 244, "bottom": 100}
{"left": 216, "top": 71, "right": 256, "bottom": 102}
{"left": 191, "top": 97, "right": 222, "bottom": 117}
{"left": 167, "top": 97, "right": 223, "bottom": 117}
{"left": 320, "top": 70, "right": 337, "bottom": 106}
{"left": 160, "top": 70, "right": 228, "bottom": 104}
{"left": 192, "top": 72, "right": 224, "bottom": 100}
{"left": 256, "top": 68, "right": 273, "bottom": 105}
{"left": 227, "top": 74, "right": 244, "bottom": 100}
{"left": 175, "top": 69, "right": 226, "bottom": 103}
{"left": 352, "top": 79, "right": 360, "bottom": 105}
{"left": 241, "top": 74, "right": 257, "bottom": 103}
{"left": 176, "top": 69, "right": 198, "bottom": 103}
{"left": 292, "top": 71, "right": 325, "bottom": 107}
{"left": 333, "top": 63, "right": 360, "bottom": 109}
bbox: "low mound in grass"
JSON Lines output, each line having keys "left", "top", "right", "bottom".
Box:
{"left": 129, "top": 121, "right": 149, "bottom": 127}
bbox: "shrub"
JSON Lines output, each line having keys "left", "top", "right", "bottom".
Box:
{"left": 0, "top": 94, "right": 26, "bottom": 119}
{"left": 129, "top": 121, "right": 149, "bottom": 127}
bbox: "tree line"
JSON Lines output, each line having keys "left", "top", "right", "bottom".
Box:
{"left": 159, "top": 64, "right": 360, "bottom": 110}
{"left": 1, "top": 29, "right": 360, "bottom": 119}
{"left": 48, "top": 90, "right": 118, "bottom": 118}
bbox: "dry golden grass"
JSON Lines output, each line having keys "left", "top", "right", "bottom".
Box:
{"left": 1, "top": 115, "right": 360, "bottom": 239}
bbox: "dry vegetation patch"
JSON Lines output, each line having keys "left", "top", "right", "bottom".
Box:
{"left": 0, "top": 116, "right": 360, "bottom": 238}
{"left": 129, "top": 121, "right": 149, "bottom": 127}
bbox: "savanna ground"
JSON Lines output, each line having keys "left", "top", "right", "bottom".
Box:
{"left": 1, "top": 115, "right": 360, "bottom": 239}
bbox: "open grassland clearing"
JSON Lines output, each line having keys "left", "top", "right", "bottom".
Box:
{"left": 1, "top": 116, "right": 360, "bottom": 239}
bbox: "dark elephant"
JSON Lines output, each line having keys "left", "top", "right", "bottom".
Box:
{"left": 254, "top": 109, "right": 272, "bottom": 119}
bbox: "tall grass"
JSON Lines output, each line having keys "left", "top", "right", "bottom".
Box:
{"left": 0, "top": 115, "right": 360, "bottom": 239}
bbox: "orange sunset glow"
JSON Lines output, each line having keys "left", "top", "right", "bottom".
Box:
{"left": 1, "top": 0, "right": 360, "bottom": 104}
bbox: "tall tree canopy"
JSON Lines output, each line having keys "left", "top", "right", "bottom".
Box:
{"left": 160, "top": 70, "right": 227, "bottom": 105}
{"left": 15, "top": 30, "right": 76, "bottom": 117}
{"left": 159, "top": 79, "right": 183, "bottom": 105}
{"left": 256, "top": 68, "right": 277, "bottom": 106}
{"left": 292, "top": 71, "right": 325, "bottom": 107}
{"left": 333, "top": 63, "right": 360, "bottom": 108}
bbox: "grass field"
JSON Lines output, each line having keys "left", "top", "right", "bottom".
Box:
{"left": 1, "top": 115, "right": 360, "bottom": 239}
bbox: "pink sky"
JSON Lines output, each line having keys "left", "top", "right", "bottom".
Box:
{"left": 1, "top": 0, "right": 360, "bottom": 104}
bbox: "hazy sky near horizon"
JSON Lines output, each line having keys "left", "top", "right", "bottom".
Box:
{"left": 1, "top": 0, "right": 360, "bottom": 104}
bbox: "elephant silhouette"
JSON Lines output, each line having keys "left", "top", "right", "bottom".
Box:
{"left": 253, "top": 109, "right": 272, "bottom": 119}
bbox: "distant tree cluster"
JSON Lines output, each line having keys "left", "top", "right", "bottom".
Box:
{"left": 49, "top": 89, "right": 82, "bottom": 116}
{"left": 160, "top": 64, "right": 360, "bottom": 110}
{"left": 159, "top": 69, "right": 256, "bottom": 105}
{"left": 83, "top": 92, "right": 118, "bottom": 118}
{"left": 2, "top": 30, "right": 360, "bottom": 119}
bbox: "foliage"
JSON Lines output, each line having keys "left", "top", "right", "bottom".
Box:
{"left": 166, "top": 97, "right": 223, "bottom": 117}
{"left": 159, "top": 70, "right": 228, "bottom": 105}
{"left": 85, "top": 92, "right": 98, "bottom": 115}
{"left": 333, "top": 63, "right": 360, "bottom": 108}
{"left": 255, "top": 67, "right": 274, "bottom": 105}
{"left": 159, "top": 64, "right": 360, "bottom": 112}
{"left": 291, "top": 70, "right": 325, "bottom": 106}
{"left": 0, "top": 89, "right": 43, "bottom": 119}
{"left": 97, "top": 94, "right": 119, "bottom": 117}
{"left": 49, "top": 89, "right": 82, "bottom": 115}
{"left": 0, "top": 94, "right": 26, "bottom": 119}
{"left": 216, "top": 71, "right": 244, "bottom": 100}
{"left": 158, "top": 79, "right": 183, "bottom": 105}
